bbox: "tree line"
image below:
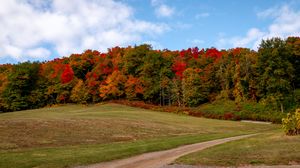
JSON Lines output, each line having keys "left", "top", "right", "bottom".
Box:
{"left": 0, "top": 37, "right": 299, "bottom": 113}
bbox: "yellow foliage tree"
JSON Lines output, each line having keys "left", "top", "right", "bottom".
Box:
{"left": 99, "top": 70, "right": 126, "bottom": 100}
{"left": 70, "top": 79, "right": 89, "bottom": 104}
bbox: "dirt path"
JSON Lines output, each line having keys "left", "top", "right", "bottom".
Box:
{"left": 77, "top": 134, "right": 256, "bottom": 168}
{"left": 162, "top": 164, "right": 300, "bottom": 168}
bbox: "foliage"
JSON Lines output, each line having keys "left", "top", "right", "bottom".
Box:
{"left": 99, "top": 70, "right": 126, "bottom": 99}
{"left": 182, "top": 68, "right": 208, "bottom": 106}
{"left": 141, "top": 50, "right": 166, "bottom": 103}
{"left": 257, "top": 38, "right": 294, "bottom": 112}
{"left": 286, "top": 37, "right": 300, "bottom": 89}
{"left": 282, "top": 109, "right": 300, "bottom": 135}
{"left": 125, "top": 75, "right": 143, "bottom": 100}
{"left": 0, "top": 37, "right": 299, "bottom": 122}
{"left": 61, "top": 64, "right": 74, "bottom": 84}
{"left": 0, "top": 65, "right": 12, "bottom": 111}
{"left": 70, "top": 79, "right": 89, "bottom": 103}
{"left": 194, "top": 99, "right": 284, "bottom": 123}
{"left": 123, "top": 44, "right": 150, "bottom": 76}
{"left": 69, "top": 50, "right": 98, "bottom": 80}
{"left": 1, "top": 62, "right": 40, "bottom": 111}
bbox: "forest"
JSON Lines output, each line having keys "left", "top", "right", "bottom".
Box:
{"left": 0, "top": 37, "right": 299, "bottom": 119}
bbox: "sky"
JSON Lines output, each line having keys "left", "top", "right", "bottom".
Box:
{"left": 0, "top": 0, "right": 300, "bottom": 64}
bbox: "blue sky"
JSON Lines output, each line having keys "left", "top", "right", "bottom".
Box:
{"left": 0, "top": 0, "right": 300, "bottom": 64}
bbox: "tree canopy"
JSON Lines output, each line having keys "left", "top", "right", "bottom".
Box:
{"left": 0, "top": 37, "right": 299, "bottom": 113}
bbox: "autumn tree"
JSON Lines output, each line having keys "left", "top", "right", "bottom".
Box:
{"left": 215, "top": 50, "right": 234, "bottom": 100}
{"left": 61, "top": 64, "right": 74, "bottom": 84}
{"left": 125, "top": 75, "right": 143, "bottom": 100}
{"left": 257, "top": 38, "right": 294, "bottom": 112}
{"left": 84, "top": 53, "right": 113, "bottom": 102}
{"left": 160, "top": 50, "right": 176, "bottom": 105}
{"left": 233, "top": 60, "right": 243, "bottom": 109}
{"left": 99, "top": 70, "right": 126, "bottom": 100}
{"left": 0, "top": 65, "right": 13, "bottom": 111}
{"left": 108, "top": 46, "right": 125, "bottom": 71}
{"left": 141, "top": 50, "right": 164, "bottom": 104}
{"left": 69, "top": 50, "right": 99, "bottom": 80}
{"left": 0, "top": 38, "right": 298, "bottom": 113}
{"left": 28, "top": 70, "right": 49, "bottom": 108}
{"left": 2, "top": 62, "right": 40, "bottom": 111}
{"left": 123, "top": 44, "right": 150, "bottom": 76}
{"left": 70, "top": 79, "right": 89, "bottom": 104}
{"left": 286, "top": 37, "right": 300, "bottom": 89}
{"left": 172, "top": 60, "right": 186, "bottom": 79}
{"left": 182, "top": 68, "right": 209, "bottom": 107}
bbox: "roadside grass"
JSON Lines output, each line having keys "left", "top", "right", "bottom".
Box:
{"left": 0, "top": 103, "right": 277, "bottom": 168}
{"left": 175, "top": 129, "right": 300, "bottom": 166}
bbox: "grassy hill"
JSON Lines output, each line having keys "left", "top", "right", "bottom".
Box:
{"left": 175, "top": 129, "right": 300, "bottom": 166}
{"left": 0, "top": 103, "right": 280, "bottom": 168}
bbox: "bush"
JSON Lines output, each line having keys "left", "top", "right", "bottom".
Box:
{"left": 282, "top": 109, "right": 300, "bottom": 135}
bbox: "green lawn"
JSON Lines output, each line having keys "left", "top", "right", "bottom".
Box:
{"left": 175, "top": 129, "right": 300, "bottom": 166}
{"left": 0, "top": 103, "right": 277, "bottom": 168}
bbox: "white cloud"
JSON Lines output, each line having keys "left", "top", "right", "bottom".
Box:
{"left": 216, "top": 4, "right": 300, "bottom": 50}
{"left": 257, "top": 7, "right": 277, "bottom": 19}
{"left": 0, "top": 0, "right": 169, "bottom": 62}
{"left": 155, "top": 4, "right": 174, "bottom": 18}
{"left": 2, "top": 45, "right": 22, "bottom": 61}
{"left": 189, "top": 39, "right": 205, "bottom": 45}
{"left": 266, "top": 5, "right": 300, "bottom": 37}
{"left": 26, "top": 48, "right": 51, "bottom": 59}
{"left": 151, "top": 0, "right": 174, "bottom": 18}
{"left": 231, "top": 28, "right": 265, "bottom": 47}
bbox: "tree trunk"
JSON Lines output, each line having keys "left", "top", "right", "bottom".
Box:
{"left": 280, "top": 103, "right": 284, "bottom": 113}
{"left": 168, "top": 91, "right": 171, "bottom": 106}
{"left": 162, "top": 88, "right": 165, "bottom": 106}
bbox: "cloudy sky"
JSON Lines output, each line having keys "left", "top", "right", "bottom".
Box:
{"left": 1, "top": 0, "right": 300, "bottom": 63}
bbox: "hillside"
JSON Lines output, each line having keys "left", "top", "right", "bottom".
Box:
{"left": 0, "top": 103, "right": 277, "bottom": 168}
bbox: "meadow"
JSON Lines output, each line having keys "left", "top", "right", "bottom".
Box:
{"left": 0, "top": 103, "right": 278, "bottom": 168}
{"left": 176, "top": 129, "right": 300, "bottom": 166}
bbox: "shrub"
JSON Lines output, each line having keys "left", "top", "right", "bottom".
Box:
{"left": 282, "top": 109, "right": 300, "bottom": 135}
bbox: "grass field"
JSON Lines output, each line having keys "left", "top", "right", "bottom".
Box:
{"left": 175, "top": 129, "right": 300, "bottom": 166}
{"left": 0, "top": 103, "right": 278, "bottom": 168}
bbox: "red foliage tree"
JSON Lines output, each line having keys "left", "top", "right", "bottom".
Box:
{"left": 61, "top": 64, "right": 74, "bottom": 84}
{"left": 191, "top": 47, "right": 199, "bottom": 59}
{"left": 232, "top": 48, "right": 242, "bottom": 56}
{"left": 205, "top": 48, "right": 222, "bottom": 59}
{"left": 125, "top": 75, "right": 144, "bottom": 99}
{"left": 172, "top": 60, "right": 187, "bottom": 79}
